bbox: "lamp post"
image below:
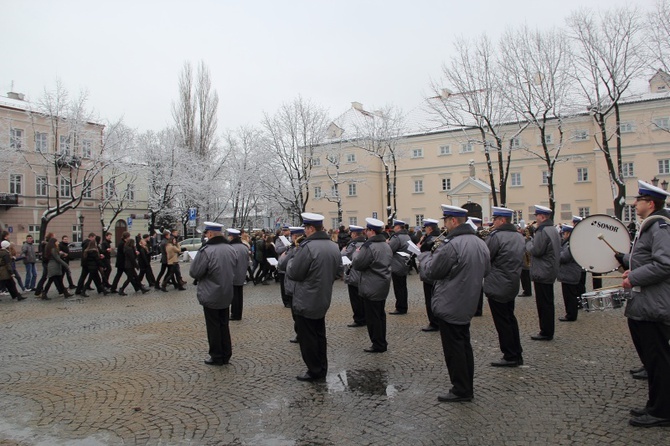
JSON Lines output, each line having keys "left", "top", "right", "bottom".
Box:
{"left": 651, "top": 177, "right": 660, "bottom": 187}
{"left": 78, "top": 214, "right": 85, "bottom": 241}
{"left": 662, "top": 180, "right": 669, "bottom": 191}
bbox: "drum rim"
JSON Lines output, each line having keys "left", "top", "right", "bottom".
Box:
{"left": 569, "top": 214, "right": 630, "bottom": 273}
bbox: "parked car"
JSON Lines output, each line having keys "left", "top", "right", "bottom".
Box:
{"left": 180, "top": 238, "right": 203, "bottom": 252}
{"left": 67, "top": 242, "right": 83, "bottom": 260}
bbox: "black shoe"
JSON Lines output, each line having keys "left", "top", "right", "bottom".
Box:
{"left": 437, "top": 391, "right": 472, "bottom": 402}
{"left": 518, "top": 293, "right": 532, "bottom": 297}
{"left": 16, "top": 295, "right": 27, "bottom": 301}
{"left": 558, "top": 316, "right": 576, "bottom": 322}
{"left": 389, "top": 311, "right": 406, "bottom": 315}
{"left": 160, "top": 286, "right": 168, "bottom": 293}
{"left": 421, "top": 325, "right": 439, "bottom": 332}
{"left": 632, "top": 370, "right": 648, "bottom": 380}
{"left": 204, "top": 358, "right": 227, "bottom": 366}
{"left": 177, "top": 287, "right": 186, "bottom": 291}
{"left": 630, "top": 407, "right": 648, "bottom": 417}
{"left": 229, "top": 317, "right": 241, "bottom": 321}
{"left": 141, "top": 287, "right": 150, "bottom": 294}
{"left": 630, "top": 366, "right": 645, "bottom": 374}
{"left": 68, "top": 285, "right": 76, "bottom": 290}
{"left": 629, "top": 413, "right": 670, "bottom": 427}
{"left": 347, "top": 322, "right": 365, "bottom": 327}
{"left": 118, "top": 291, "right": 128, "bottom": 296}
{"left": 87, "top": 286, "right": 94, "bottom": 290}
{"left": 154, "top": 285, "right": 161, "bottom": 290}
{"left": 80, "top": 292, "right": 89, "bottom": 297}
{"left": 296, "top": 372, "right": 325, "bottom": 382}
{"left": 289, "top": 337, "right": 299, "bottom": 344}
{"left": 473, "top": 312, "right": 483, "bottom": 317}
{"left": 109, "top": 288, "right": 117, "bottom": 294}
{"left": 491, "top": 358, "right": 521, "bottom": 367}
{"left": 284, "top": 304, "right": 291, "bottom": 308}
{"left": 363, "top": 346, "right": 386, "bottom": 353}
{"left": 531, "top": 334, "right": 553, "bottom": 341}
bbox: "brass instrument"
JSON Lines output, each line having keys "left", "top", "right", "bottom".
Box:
{"left": 430, "top": 229, "right": 450, "bottom": 253}
{"left": 476, "top": 227, "right": 491, "bottom": 240}
{"left": 294, "top": 235, "right": 306, "bottom": 247}
{"left": 524, "top": 221, "right": 537, "bottom": 239}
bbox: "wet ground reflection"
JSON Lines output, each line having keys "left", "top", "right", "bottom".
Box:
{"left": 327, "top": 369, "right": 399, "bottom": 397}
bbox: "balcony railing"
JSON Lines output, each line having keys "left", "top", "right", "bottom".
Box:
{"left": 0, "top": 193, "right": 19, "bottom": 209}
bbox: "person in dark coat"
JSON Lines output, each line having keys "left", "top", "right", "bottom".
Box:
{"left": 41, "top": 237, "right": 73, "bottom": 300}
{"left": 352, "top": 218, "right": 392, "bottom": 353}
{"left": 342, "top": 225, "right": 367, "bottom": 328}
{"left": 100, "top": 232, "right": 113, "bottom": 288}
{"left": 82, "top": 241, "right": 108, "bottom": 295}
{"left": 118, "top": 239, "right": 149, "bottom": 295}
{"left": 75, "top": 232, "right": 98, "bottom": 296}
{"left": 110, "top": 232, "right": 131, "bottom": 292}
{"left": 137, "top": 236, "right": 156, "bottom": 288}
{"left": 387, "top": 219, "right": 411, "bottom": 315}
{"left": 59, "top": 235, "right": 76, "bottom": 289}
{"left": 0, "top": 240, "right": 25, "bottom": 300}
{"left": 154, "top": 230, "right": 171, "bottom": 289}
{"left": 228, "top": 228, "right": 250, "bottom": 320}
{"left": 558, "top": 225, "right": 582, "bottom": 322}
{"left": 418, "top": 218, "right": 441, "bottom": 332}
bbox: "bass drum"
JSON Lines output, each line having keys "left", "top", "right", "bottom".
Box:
{"left": 569, "top": 214, "right": 631, "bottom": 273}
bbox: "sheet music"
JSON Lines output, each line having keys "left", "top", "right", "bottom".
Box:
{"left": 342, "top": 256, "right": 352, "bottom": 265}
{"left": 267, "top": 257, "right": 279, "bottom": 266}
{"left": 407, "top": 240, "right": 421, "bottom": 256}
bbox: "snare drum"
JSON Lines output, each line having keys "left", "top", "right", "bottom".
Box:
{"left": 580, "top": 289, "right": 627, "bottom": 312}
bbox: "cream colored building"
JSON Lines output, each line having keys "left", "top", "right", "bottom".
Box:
{"left": 309, "top": 75, "right": 670, "bottom": 229}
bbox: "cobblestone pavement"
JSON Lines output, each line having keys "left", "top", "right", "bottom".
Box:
{"left": 0, "top": 265, "right": 667, "bottom": 445}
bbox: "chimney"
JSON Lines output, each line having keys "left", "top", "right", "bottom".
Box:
{"left": 351, "top": 102, "right": 363, "bottom": 111}
{"left": 7, "top": 92, "right": 25, "bottom": 101}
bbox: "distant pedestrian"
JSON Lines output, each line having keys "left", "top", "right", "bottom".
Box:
{"left": 21, "top": 235, "right": 37, "bottom": 291}
{"left": 0, "top": 240, "right": 25, "bottom": 300}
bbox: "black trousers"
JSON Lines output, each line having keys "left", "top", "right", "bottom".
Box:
{"left": 110, "top": 266, "right": 126, "bottom": 290}
{"left": 294, "top": 314, "right": 327, "bottom": 378}
{"left": 391, "top": 273, "right": 408, "bottom": 313}
{"left": 44, "top": 275, "right": 66, "bottom": 295}
{"left": 138, "top": 266, "right": 156, "bottom": 287}
{"left": 231, "top": 285, "right": 244, "bottom": 320}
{"left": 628, "top": 319, "right": 670, "bottom": 419}
{"left": 348, "top": 284, "right": 366, "bottom": 325}
{"left": 155, "top": 262, "right": 169, "bottom": 285}
{"left": 363, "top": 298, "right": 387, "bottom": 351}
{"left": 87, "top": 269, "right": 105, "bottom": 293}
{"left": 475, "top": 287, "right": 484, "bottom": 316}
{"left": 488, "top": 297, "right": 523, "bottom": 362}
{"left": 534, "top": 282, "right": 555, "bottom": 338}
{"left": 438, "top": 319, "right": 474, "bottom": 398}
{"left": 520, "top": 269, "right": 532, "bottom": 295}
{"left": 120, "top": 268, "right": 142, "bottom": 292}
{"left": 34, "top": 261, "right": 49, "bottom": 293}
{"left": 0, "top": 278, "right": 21, "bottom": 299}
{"left": 75, "top": 266, "right": 94, "bottom": 294}
{"left": 203, "top": 306, "right": 232, "bottom": 363}
{"left": 423, "top": 281, "right": 438, "bottom": 328}
{"left": 279, "top": 273, "right": 289, "bottom": 306}
{"left": 561, "top": 282, "right": 581, "bottom": 321}
{"left": 102, "top": 261, "right": 112, "bottom": 287}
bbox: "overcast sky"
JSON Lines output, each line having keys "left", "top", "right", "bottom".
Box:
{"left": 2, "top": 0, "right": 653, "bottom": 133}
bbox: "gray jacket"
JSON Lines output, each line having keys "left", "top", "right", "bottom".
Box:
{"left": 277, "top": 244, "right": 297, "bottom": 296}
{"left": 526, "top": 219, "right": 560, "bottom": 284}
{"left": 388, "top": 230, "right": 411, "bottom": 276}
{"left": 286, "top": 231, "right": 342, "bottom": 319}
{"left": 189, "top": 236, "right": 236, "bottom": 310}
{"left": 229, "top": 238, "right": 250, "bottom": 286}
{"left": 46, "top": 247, "right": 69, "bottom": 278}
{"left": 351, "top": 234, "right": 392, "bottom": 301}
{"left": 342, "top": 235, "right": 366, "bottom": 286}
{"left": 558, "top": 239, "right": 582, "bottom": 285}
{"left": 21, "top": 242, "right": 37, "bottom": 264}
{"left": 624, "top": 210, "right": 670, "bottom": 324}
{"left": 483, "top": 223, "right": 524, "bottom": 303}
{"left": 420, "top": 224, "right": 490, "bottom": 325}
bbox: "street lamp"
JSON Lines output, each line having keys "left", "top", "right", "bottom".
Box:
{"left": 78, "top": 214, "right": 85, "bottom": 241}
{"left": 651, "top": 177, "right": 660, "bottom": 187}
{"left": 662, "top": 180, "right": 669, "bottom": 191}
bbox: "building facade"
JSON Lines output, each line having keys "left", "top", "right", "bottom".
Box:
{"left": 309, "top": 75, "right": 670, "bottom": 229}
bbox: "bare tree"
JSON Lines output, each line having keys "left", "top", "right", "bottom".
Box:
{"left": 261, "top": 96, "right": 329, "bottom": 223}
{"left": 647, "top": 0, "right": 670, "bottom": 78}
{"left": 172, "top": 60, "right": 219, "bottom": 160}
{"left": 500, "top": 26, "right": 575, "bottom": 216}
{"left": 568, "top": 7, "right": 646, "bottom": 219}
{"left": 428, "top": 35, "right": 518, "bottom": 207}
{"left": 349, "top": 104, "right": 406, "bottom": 224}
{"left": 24, "top": 81, "right": 130, "bottom": 242}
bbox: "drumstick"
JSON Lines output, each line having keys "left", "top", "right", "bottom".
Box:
{"left": 601, "top": 275, "right": 626, "bottom": 279}
{"left": 593, "top": 284, "right": 624, "bottom": 292}
{"left": 597, "top": 233, "right": 619, "bottom": 254}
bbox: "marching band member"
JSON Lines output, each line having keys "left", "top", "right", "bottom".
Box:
{"left": 388, "top": 219, "right": 411, "bottom": 315}
{"left": 342, "top": 225, "right": 367, "bottom": 328}
{"left": 557, "top": 225, "right": 581, "bottom": 322}
{"left": 418, "top": 218, "right": 441, "bottom": 332}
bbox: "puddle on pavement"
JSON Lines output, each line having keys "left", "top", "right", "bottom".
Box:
{"left": 326, "top": 369, "right": 399, "bottom": 397}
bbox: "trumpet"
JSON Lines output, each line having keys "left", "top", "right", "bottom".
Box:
{"left": 476, "top": 227, "right": 491, "bottom": 240}
{"left": 294, "top": 235, "right": 306, "bottom": 247}
{"left": 431, "top": 229, "right": 450, "bottom": 253}
{"left": 524, "top": 221, "right": 537, "bottom": 239}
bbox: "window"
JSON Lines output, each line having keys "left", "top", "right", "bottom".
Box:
{"left": 512, "top": 210, "right": 523, "bottom": 225}
{"left": 348, "top": 217, "right": 358, "bottom": 226}
{"left": 411, "top": 148, "right": 424, "bottom": 158}
{"left": 35, "top": 132, "right": 48, "bottom": 153}
{"left": 510, "top": 137, "right": 520, "bottom": 149}
{"left": 620, "top": 122, "right": 635, "bottom": 133}
{"left": 314, "top": 186, "right": 322, "bottom": 199}
{"left": 573, "top": 130, "right": 588, "bottom": 141}
{"left": 10, "top": 128, "right": 24, "bottom": 149}
{"left": 414, "top": 179, "right": 423, "bottom": 193}
{"left": 326, "top": 154, "right": 337, "bottom": 164}
{"left": 82, "top": 183, "right": 92, "bottom": 199}
{"left": 104, "top": 179, "right": 115, "bottom": 199}
{"left": 415, "top": 214, "right": 424, "bottom": 226}
{"left": 653, "top": 117, "right": 670, "bottom": 130}
{"left": 331, "top": 218, "right": 339, "bottom": 230}
{"left": 578, "top": 207, "right": 590, "bottom": 218}
{"left": 542, "top": 133, "right": 553, "bottom": 145}
{"left": 312, "top": 157, "right": 321, "bottom": 166}
{"left": 348, "top": 183, "right": 357, "bottom": 196}
{"left": 346, "top": 153, "right": 356, "bottom": 163}
{"left": 623, "top": 204, "right": 637, "bottom": 222}
{"left": 511, "top": 172, "right": 522, "bottom": 187}
{"left": 81, "top": 139, "right": 92, "bottom": 158}
{"left": 622, "top": 162, "right": 635, "bottom": 178}
{"left": 460, "top": 143, "right": 473, "bottom": 153}
{"left": 59, "top": 135, "right": 71, "bottom": 156}
{"left": 439, "top": 145, "right": 451, "bottom": 155}
{"left": 9, "top": 174, "right": 22, "bottom": 194}
{"left": 60, "top": 178, "right": 71, "bottom": 197}
{"left": 125, "top": 184, "right": 135, "bottom": 201}
{"left": 660, "top": 159, "right": 670, "bottom": 175}
{"left": 72, "top": 225, "right": 82, "bottom": 243}
{"left": 36, "top": 176, "right": 48, "bottom": 196}
{"left": 541, "top": 171, "right": 549, "bottom": 185}
{"left": 28, "top": 225, "right": 40, "bottom": 242}
{"left": 441, "top": 178, "right": 451, "bottom": 191}
{"left": 577, "top": 167, "right": 589, "bottom": 182}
